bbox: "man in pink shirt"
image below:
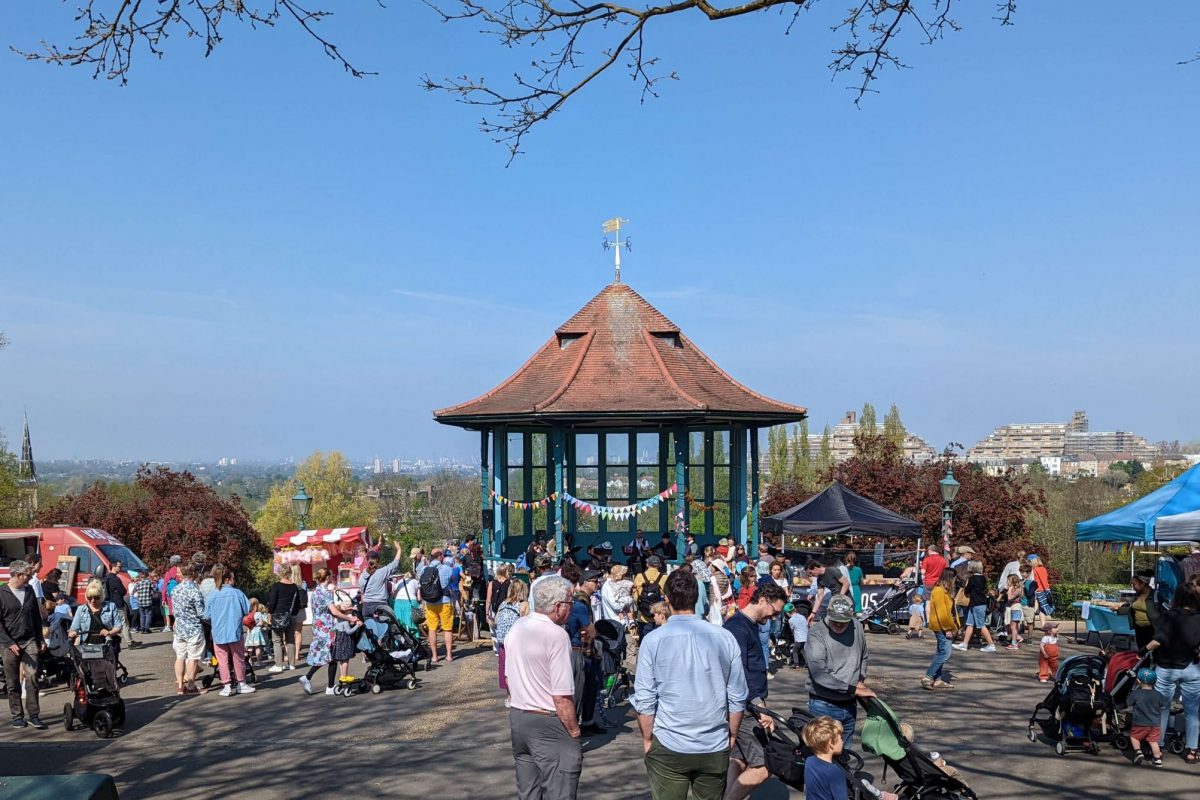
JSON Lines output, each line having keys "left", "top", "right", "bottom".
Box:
{"left": 505, "top": 575, "right": 582, "bottom": 800}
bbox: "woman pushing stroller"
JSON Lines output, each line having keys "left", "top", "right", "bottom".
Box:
{"left": 68, "top": 580, "right": 124, "bottom": 693}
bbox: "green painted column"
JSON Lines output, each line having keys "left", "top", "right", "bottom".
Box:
{"left": 552, "top": 428, "right": 566, "bottom": 559}
{"left": 494, "top": 425, "right": 507, "bottom": 558}
{"left": 732, "top": 426, "right": 747, "bottom": 549}
{"left": 480, "top": 430, "right": 492, "bottom": 557}
{"left": 673, "top": 427, "right": 688, "bottom": 550}
{"left": 750, "top": 426, "right": 761, "bottom": 554}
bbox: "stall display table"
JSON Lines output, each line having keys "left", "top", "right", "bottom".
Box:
{"left": 0, "top": 774, "right": 119, "bottom": 800}
{"left": 1071, "top": 601, "right": 1134, "bottom": 649}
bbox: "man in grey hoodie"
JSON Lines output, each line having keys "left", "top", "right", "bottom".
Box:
{"left": 806, "top": 594, "right": 874, "bottom": 749}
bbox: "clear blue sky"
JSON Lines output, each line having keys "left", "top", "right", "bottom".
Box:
{"left": 2, "top": 3, "right": 1197, "bottom": 461}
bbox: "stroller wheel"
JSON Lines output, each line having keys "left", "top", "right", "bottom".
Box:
{"left": 1054, "top": 740, "right": 1065, "bottom": 756}
{"left": 886, "top": 622, "right": 900, "bottom": 635}
{"left": 1114, "top": 735, "right": 1130, "bottom": 751}
{"left": 117, "top": 673, "right": 129, "bottom": 686}
{"left": 333, "top": 685, "right": 343, "bottom": 696}
{"left": 1027, "top": 724, "right": 1037, "bottom": 743}
{"left": 92, "top": 711, "right": 113, "bottom": 739}
{"left": 63, "top": 703, "right": 74, "bottom": 732}
{"left": 405, "top": 677, "right": 418, "bottom": 690}
{"left": 1169, "top": 739, "right": 1186, "bottom": 755}
{"left": 371, "top": 683, "right": 382, "bottom": 694}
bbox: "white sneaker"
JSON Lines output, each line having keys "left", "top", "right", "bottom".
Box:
{"left": 980, "top": 645, "right": 997, "bottom": 653}
{"left": 238, "top": 682, "right": 256, "bottom": 694}
{"left": 299, "top": 676, "right": 313, "bottom": 694}
{"left": 268, "top": 665, "right": 284, "bottom": 673}
{"left": 219, "top": 685, "right": 234, "bottom": 697}
{"left": 286, "top": 664, "right": 296, "bottom": 671}
{"left": 951, "top": 643, "right": 967, "bottom": 651}
{"left": 324, "top": 687, "right": 336, "bottom": 696}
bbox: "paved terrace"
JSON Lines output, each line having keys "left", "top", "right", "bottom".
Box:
{"left": 0, "top": 629, "right": 1195, "bottom": 799}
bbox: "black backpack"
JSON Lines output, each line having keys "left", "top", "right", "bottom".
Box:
{"left": 464, "top": 551, "right": 483, "bottom": 580}
{"left": 637, "top": 574, "right": 665, "bottom": 617}
{"left": 419, "top": 565, "right": 444, "bottom": 603}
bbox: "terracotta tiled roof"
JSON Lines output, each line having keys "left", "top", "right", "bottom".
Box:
{"left": 434, "top": 283, "right": 806, "bottom": 427}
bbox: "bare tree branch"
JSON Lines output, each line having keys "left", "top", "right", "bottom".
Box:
{"left": 11, "top": 0, "right": 375, "bottom": 83}
{"left": 420, "top": 1, "right": 1002, "bottom": 162}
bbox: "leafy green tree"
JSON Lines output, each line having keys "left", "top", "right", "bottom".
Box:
{"left": 766, "top": 426, "right": 791, "bottom": 485}
{"left": 255, "top": 451, "right": 376, "bottom": 544}
{"left": 817, "top": 425, "right": 834, "bottom": 479}
{"left": 1110, "top": 460, "right": 1145, "bottom": 480}
{"left": 882, "top": 403, "right": 906, "bottom": 449}
{"left": 1027, "top": 460, "right": 1048, "bottom": 476}
{"left": 791, "top": 420, "right": 813, "bottom": 491}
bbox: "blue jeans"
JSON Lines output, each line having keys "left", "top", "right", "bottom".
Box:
{"left": 965, "top": 604, "right": 987, "bottom": 629}
{"left": 1156, "top": 662, "right": 1200, "bottom": 750}
{"left": 139, "top": 607, "right": 153, "bottom": 632}
{"left": 808, "top": 697, "right": 857, "bottom": 750}
{"left": 758, "top": 621, "right": 771, "bottom": 665}
{"left": 927, "top": 632, "right": 952, "bottom": 680}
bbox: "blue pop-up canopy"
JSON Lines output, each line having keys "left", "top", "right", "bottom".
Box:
{"left": 1075, "top": 462, "right": 1200, "bottom": 543}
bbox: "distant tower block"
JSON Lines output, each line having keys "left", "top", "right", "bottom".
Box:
{"left": 1070, "top": 411, "right": 1089, "bottom": 433}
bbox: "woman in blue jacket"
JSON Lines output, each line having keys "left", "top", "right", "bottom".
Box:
{"left": 203, "top": 565, "right": 254, "bottom": 697}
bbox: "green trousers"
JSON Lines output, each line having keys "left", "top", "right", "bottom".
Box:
{"left": 644, "top": 736, "right": 730, "bottom": 800}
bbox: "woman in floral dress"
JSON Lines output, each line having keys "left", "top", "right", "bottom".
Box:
{"left": 298, "top": 568, "right": 336, "bottom": 695}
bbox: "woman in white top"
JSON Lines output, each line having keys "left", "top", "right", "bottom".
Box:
{"left": 391, "top": 572, "right": 422, "bottom": 633}
{"left": 599, "top": 564, "right": 634, "bottom": 625}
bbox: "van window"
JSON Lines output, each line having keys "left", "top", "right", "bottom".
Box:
{"left": 69, "top": 547, "right": 98, "bottom": 576}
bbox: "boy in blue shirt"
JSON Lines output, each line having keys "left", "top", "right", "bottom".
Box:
{"left": 802, "top": 716, "right": 849, "bottom": 800}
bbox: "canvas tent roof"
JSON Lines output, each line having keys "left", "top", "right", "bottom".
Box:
{"left": 762, "top": 482, "right": 922, "bottom": 539}
{"left": 1156, "top": 509, "right": 1200, "bottom": 541}
{"left": 1075, "top": 463, "right": 1200, "bottom": 543}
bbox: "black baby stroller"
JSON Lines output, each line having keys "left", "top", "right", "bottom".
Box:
{"left": 859, "top": 695, "right": 978, "bottom": 799}
{"left": 1027, "top": 653, "right": 1108, "bottom": 756}
{"left": 63, "top": 640, "right": 126, "bottom": 738}
{"left": 860, "top": 585, "right": 912, "bottom": 635}
{"left": 593, "top": 619, "right": 633, "bottom": 722}
{"left": 353, "top": 605, "right": 424, "bottom": 694}
{"left": 750, "top": 704, "right": 867, "bottom": 798}
{"left": 37, "top": 615, "right": 76, "bottom": 689}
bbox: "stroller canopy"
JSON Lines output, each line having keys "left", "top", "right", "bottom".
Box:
{"left": 763, "top": 482, "right": 923, "bottom": 538}
{"left": 859, "top": 696, "right": 908, "bottom": 761}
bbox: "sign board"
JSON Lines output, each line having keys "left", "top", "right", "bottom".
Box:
{"left": 56, "top": 554, "right": 79, "bottom": 596}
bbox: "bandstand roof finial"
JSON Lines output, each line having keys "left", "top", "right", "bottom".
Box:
{"left": 601, "top": 217, "right": 631, "bottom": 284}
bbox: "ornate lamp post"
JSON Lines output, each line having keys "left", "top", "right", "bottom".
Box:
{"left": 291, "top": 484, "right": 313, "bottom": 532}
{"left": 939, "top": 468, "right": 960, "bottom": 557}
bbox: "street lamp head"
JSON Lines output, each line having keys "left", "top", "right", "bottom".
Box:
{"left": 291, "top": 484, "right": 313, "bottom": 521}
{"left": 939, "top": 468, "right": 960, "bottom": 504}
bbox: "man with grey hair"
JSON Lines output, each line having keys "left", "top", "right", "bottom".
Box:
{"left": 0, "top": 560, "right": 47, "bottom": 729}
{"left": 505, "top": 575, "right": 581, "bottom": 800}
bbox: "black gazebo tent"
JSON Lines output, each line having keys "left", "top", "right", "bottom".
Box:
{"left": 763, "top": 482, "right": 922, "bottom": 539}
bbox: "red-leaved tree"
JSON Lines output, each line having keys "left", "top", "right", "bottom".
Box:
{"left": 37, "top": 466, "right": 269, "bottom": 572}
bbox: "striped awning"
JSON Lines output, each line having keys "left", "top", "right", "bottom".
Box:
{"left": 274, "top": 527, "right": 368, "bottom": 548}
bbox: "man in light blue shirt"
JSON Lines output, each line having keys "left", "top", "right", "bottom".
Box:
{"left": 633, "top": 567, "right": 747, "bottom": 800}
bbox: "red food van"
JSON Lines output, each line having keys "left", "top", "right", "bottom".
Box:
{"left": 0, "top": 526, "right": 149, "bottom": 603}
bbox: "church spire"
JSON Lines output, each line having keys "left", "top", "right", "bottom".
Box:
{"left": 19, "top": 409, "right": 36, "bottom": 484}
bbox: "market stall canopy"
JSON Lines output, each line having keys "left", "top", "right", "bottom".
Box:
{"left": 1155, "top": 509, "right": 1200, "bottom": 541}
{"left": 274, "top": 527, "right": 369, "bottom": 548}
{"left": 762, "top": 482, "right": 922, "bottom": 539}
{"left": 1075, "top": 463, "right": 1200, "bottom": 543}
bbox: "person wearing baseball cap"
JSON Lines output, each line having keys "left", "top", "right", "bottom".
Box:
{"left": 806, "top": 593, "right": 873, "bottom": 750}
{"left": 566, "top": 568, "right": 606, "bottom": 736}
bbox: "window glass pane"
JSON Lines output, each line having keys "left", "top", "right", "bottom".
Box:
{"left": 637, "top": 433, "right": 659, "bottom": 466}
{"left": 505, "top": 507, "right": 520, "bottom": 539}
{"left": 689, "top": 432, "right": 705, "bottom": 464}
{"left": 576, "top": 507, "right": 598, "bottom": 532}
{"left": 667, "top": 433, "right": 676, "bottom": 466}
{"left": 713, "top": 502, "right": 731, "bottom": 536}
{"left": 575, "top": 433, "right": 598, "bottom": 466}
{"left": 575, "top": 467, "right": 599, "bottom": 498}
{"left": 688, "top": 464, "right": 706, "bottom": 500}
{"left": 606, "top": 468, "right": 629, "bottom": 500}
{"left": 533, "top": 505, "right": 548, "bottom": 537}
{"left": 713, "top": 430, "right": 730, "bottom": 465}
{"left": 637, "top": 467, "right": 659, "bottom": 499}
{"left": 507, "top": 432, "right": 524, "bottom": 467}
{"left": 712, "top": 466, "right": 730, "bottom": 501}
{"left": 531, "top": 468, "right": 547, "bottom": 500}
{"left": 606, "top": 433, "right": 629, "bottom": 465}
{"left": 531, "top": 433, "right": 548, "bottom": 467}
{"left": 637, "top": 505, "right": 660, "bottom": 536}
{"left": 507, "top": 468, "right": 524, "bottom": 498}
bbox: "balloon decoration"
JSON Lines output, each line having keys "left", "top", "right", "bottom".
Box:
{"left": 277, "top": 547, "right": 330, "bottom": 565}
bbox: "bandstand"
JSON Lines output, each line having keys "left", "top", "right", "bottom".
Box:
{"left": 434, "top": 279, "right": 806, "bottom": 561}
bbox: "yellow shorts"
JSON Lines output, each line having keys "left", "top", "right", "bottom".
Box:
{"left": 426, "top": 602, "right": 455, "bottom": 632}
